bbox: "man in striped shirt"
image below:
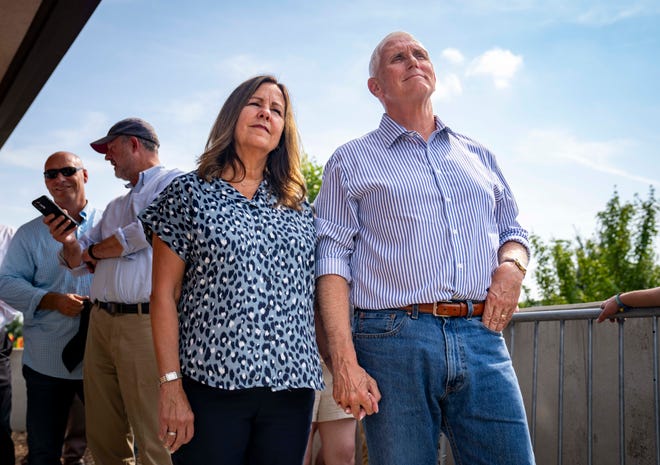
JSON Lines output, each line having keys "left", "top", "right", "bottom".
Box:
{"left": 314, "top": 31, "right": 535, "bottom": 465}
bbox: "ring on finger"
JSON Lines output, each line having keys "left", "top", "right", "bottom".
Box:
{"left": 167, "top": 431, "right": 177, "bottom": 436}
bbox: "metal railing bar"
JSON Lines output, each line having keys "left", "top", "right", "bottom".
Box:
{"left": 439, "top": 434, "right": 448, "bottom": 465}
{"left": 512, "top": 307, "right": 660, "bottom": 323}
{"left": 558, "top": 320, "right": 565, "bottom": 465}
{"left": 618, "top": 319, "right": 625, "bottom": 465}
{"left": 532, "top": 320, "right": 539, "bottom": 448}
{"left": 510, "top": 322, "right": 516, "bottom": 359}
{"left": 654, "top": 316, "right": 659, "bottom": 465}
{"left": 588, "top": 319, "right": 593, "bottom": 465}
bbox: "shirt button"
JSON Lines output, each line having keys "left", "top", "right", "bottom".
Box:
{"left": 446, "top": 198, "right": 452, "bottom": 203}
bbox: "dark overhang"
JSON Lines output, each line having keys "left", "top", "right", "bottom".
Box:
{"left": 0, "top": 0, "right": 100, "bottom": 150}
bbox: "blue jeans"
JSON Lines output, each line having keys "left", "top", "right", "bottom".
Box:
{"left": 353, "top": 307, "right": 535, "bottom": 465}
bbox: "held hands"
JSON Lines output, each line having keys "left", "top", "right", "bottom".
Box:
{"left": 482, "top": 262, "right": 524, "bottom": 331}
{"left": 159, "top": 381, "right": 194, "bottom": 453}
{"left": 332, "top": 361, "right": 381, "bottom": 420}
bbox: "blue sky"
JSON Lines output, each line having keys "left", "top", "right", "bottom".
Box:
{"left": 1, "top": 0, "right": 659, "bottom": 255}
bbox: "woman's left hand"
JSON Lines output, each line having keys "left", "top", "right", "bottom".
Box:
{"left": 158, "top": 381, "right": 195, "bottom": 453}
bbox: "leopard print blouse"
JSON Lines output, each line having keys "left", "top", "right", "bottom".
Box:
{"left": 140, "top": 172, "right": 323, "bottom": 391}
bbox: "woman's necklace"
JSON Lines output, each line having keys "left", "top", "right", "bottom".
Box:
{"left": 228, "top": 177, "right": 263, "bottom": 199}
{"left": 235, "top": 177, "right": 262, "bottom": 187}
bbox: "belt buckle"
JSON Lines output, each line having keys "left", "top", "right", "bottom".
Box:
{"left": 432, "top": 302, "right": 442, "bottom": 317}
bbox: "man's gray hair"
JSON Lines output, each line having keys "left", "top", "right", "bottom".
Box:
{"left": 368, "top": 31, "right": 422, "bottom": 77}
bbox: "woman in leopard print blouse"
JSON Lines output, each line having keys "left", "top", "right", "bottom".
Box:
{"left": 141, "top": 75, "right": 323, "bottom": 465}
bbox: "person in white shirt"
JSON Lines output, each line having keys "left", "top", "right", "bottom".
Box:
{"left": 0, "top": 224, "right": 18, "bottom": 465}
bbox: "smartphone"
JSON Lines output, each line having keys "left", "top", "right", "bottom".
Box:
{"left": 32, "top": 195, "right": 79, "bottom": 231}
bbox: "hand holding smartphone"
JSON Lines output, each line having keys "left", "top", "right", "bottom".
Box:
{"left": 32, "top": 195, "right": 79, "bottom": 231}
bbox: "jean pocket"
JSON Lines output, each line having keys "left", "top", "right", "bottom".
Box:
{"left": 352, "top": 309, "right": 408, "bottom": 339}
{"left": 473, "top": 317, "right": 504, "bottom": 336}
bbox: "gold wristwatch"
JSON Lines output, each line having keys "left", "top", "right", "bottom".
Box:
{"left": 502, "top": 257, "right": 527, "bottom": 276}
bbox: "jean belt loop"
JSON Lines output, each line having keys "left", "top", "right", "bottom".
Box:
{"left": 411, "top": 304, "right": 419, "bottom": 320}
{"left": 466, "top": 300, "right": 474, "bottom": 320}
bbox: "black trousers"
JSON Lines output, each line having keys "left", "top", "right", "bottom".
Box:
{"left": 173, "top": 378, "right": 314, "bottom": 465}
{"left": 0, "top": 330, "right": 13, "bottom": 465}
{"left": 22, "top": 365, "right": 84, "bottom": 465}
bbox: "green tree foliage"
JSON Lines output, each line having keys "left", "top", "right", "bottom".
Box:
{"left": 529, "top": 187, "right": 659, "bottom": 305}
{"left": 301, "top": 154, "right": 324, "bottom": 203}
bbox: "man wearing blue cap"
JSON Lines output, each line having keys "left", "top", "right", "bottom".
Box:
{"left": 48, "top": 118, "right": 182, "bottom": 465}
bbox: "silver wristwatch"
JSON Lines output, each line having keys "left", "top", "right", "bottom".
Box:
{"left": 158, "top": 371, "right": 183, "bottom": 385}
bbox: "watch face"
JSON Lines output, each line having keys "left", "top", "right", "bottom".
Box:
{"left": 159, "top": 371, "right": 181, "bottom": 384}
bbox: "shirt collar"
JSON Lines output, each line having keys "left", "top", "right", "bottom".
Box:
{"left": 79, "top": 201, "right": 90, "bottom": 223}
{"left": 377, "top": 113, "right": 447, "bottom": 147}
{"left": 125, "top": 165, "right": 163, "bottom": 191}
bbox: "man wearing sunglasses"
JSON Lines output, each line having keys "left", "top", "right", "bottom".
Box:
{"left": 0, "top": 151, "right": 102, "bottom": 465}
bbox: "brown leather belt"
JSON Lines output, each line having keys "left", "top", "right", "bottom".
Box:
{"left": 402, "top": 301, "right": 484, "bottom": 317}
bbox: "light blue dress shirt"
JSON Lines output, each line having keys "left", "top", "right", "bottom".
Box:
{"left": 0, "top": 205, "right": 102, "bottom": 379}
{"left": 68, "top": 165, "right": 182, "bottom": 303}
{"left": 315, "top": 114, "right": 529, "bottom": 310}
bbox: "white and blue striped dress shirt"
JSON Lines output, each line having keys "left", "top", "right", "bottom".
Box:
{"left": 67, "top": 165, "right": 182, "bottom": 304}
{"left": 315, "top": 114, "right": 529, "bottom": 310}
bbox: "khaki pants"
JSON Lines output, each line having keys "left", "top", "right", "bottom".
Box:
{"left": 84, "top": 305, "right": 171, "bottom": 465}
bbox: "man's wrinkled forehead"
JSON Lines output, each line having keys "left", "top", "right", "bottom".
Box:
{"left": 381, "top": 35, "right": 427, "bottom": 57}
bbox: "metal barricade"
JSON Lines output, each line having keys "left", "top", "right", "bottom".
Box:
{"left": 439, "top": 304, "right": 660, "bottom": 465}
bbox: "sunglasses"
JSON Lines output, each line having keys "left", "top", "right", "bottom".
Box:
{"left": 43, "top": 167, "right": 83, "bottom": 179}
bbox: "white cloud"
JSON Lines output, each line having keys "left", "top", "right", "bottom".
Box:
{"left": 515, "top": 128, "right": 658, "bottom": 186}
{"left": 574, "top": 4, "right": 647, "bottom": 26}
{"left": 467, "top": 48, "right": 523, "bottom": 89}
{"left": 441, "top": 48, "right": 465, "bottom": 65}
{"left": 433, "top": 74, "right": 463, "bottom": 101}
